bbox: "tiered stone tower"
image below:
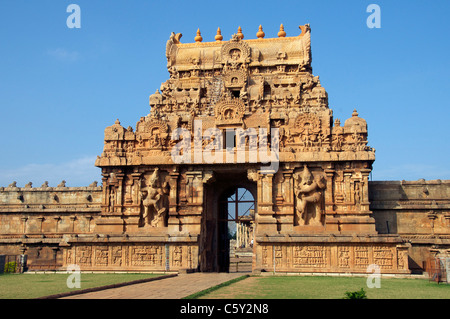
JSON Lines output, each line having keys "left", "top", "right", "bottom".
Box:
{"left": 88, "top": 24, "right": 409, "bottom": 273}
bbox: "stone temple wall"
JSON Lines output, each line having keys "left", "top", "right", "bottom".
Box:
{"left": 0, "top": 179, "right": 448, "bottom": 273}
{"left": 0, "top": 184, "right": 102, "bottom": 270}
{"left": 369, "top": 179, "right": 450, "bottom": 273}
{"left": 1, "top": 25, "right": 448, "bottom": 274}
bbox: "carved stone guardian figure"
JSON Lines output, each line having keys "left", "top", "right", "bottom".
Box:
{"left": 293, "top": 165, "right": 326, "bottom": 226}
{"left": 139, "top": 168, "right": 169, "bottom": 227}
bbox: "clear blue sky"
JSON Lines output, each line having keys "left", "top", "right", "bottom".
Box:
{"left": 0, "top": 0, "right": 449, "bottom": 186}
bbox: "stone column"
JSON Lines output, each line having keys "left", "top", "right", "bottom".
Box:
{"left": 95, "top": 171, "right": 126, "bottom": 233}
{"left": 21, "top": 217, "right": 28, "bottom": 235}
{"left": 101, "top": 173, "right": 109, "bottom": 210}
{"left": 115, "top": 172, "right": 125, "bottom": 213}
{"left": 282, "top": 170, "right": 294, "bottom": 209}
{"left": 70, "top": 216, "right": 76, "bottom": 233}
{"left": 360, "top": 168, "right": 371, "bottom": 212}
{"left": 186, "top": 171, "right": 203, "bottom": 204}
{"left": 248, "top": 169, "right": 277, "bottom": 235}
{"left": 281, "top": 169, "right": 294, "bottom": 232}
{"left": 52, "top": 247, "right": 59, "bottom": 268}
{"left": 84, "top": 216, "right": 93, "bottom": 233}
{"left": 183, "top": 170, "right": 203, "bottom": 234}
{"left": 237, "top": 223, "right": 241, "bottom": 248}
{"left": 428, "top": 211, "right": 437, "bottom": 234}
{"left": 324, "top": 168, "right": 335, "bottom": 212}
{"left": 37, "top": 217, "right": 45, "bottom": 234}
{"left": 168, "top": 168, "right": 180, "bottom": 233}
{"left": 131, "top": 172, "right": 142, "bottom": 206}
{"left": 343, "top": 170, "right": 352, "bottom": 204}
{"left": 124, "top": 172, "right": 142, "bottom": 230}
{"left": 54, "top": 217, "right": 61, "bottom": 233}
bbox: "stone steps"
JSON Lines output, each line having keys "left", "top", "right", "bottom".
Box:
{"left": 229, "top": 250, "right": 253, "bottom": 273}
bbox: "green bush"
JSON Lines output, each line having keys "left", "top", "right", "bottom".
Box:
{"left": 4, "top": 261, "right": 17, "bottom": 273}
{"left": 344, "top": 288, "right": 367, "bottom": 299}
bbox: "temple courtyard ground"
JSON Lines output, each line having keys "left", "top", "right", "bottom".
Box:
{"left": 0, "top": 272, "right": 449, "bottom": 299}
{"left": 195, "top": 274, "right": 450, "bottom": 299}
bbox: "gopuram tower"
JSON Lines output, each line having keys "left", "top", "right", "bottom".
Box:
{"left": 75, "top": 24, "right": 411, "bottom": 273}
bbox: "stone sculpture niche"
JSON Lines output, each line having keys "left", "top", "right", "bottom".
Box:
{"left": 293, "top": 165, "right": 326, "bottom": 226}
{"left": 139, "top": 168, "right": 169, "bottom": 227}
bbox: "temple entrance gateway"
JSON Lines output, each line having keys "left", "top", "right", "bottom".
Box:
{"left": 200, "top": 170, "right": 256, "bottom": 272}
{"left": 86, "top": 25, "right": 411, "bottom": 274}
{"left": 1, "top": 25, "right": 444, "bottom": 275}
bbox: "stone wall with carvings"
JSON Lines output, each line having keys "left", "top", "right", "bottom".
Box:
{"left": 0, "top": 183, "right": 102, "bottom": 270}
{"left": 0, "top": 184, "right": 101, "bottom": 235}
{"left": 256, "top": 239, "right": 409, "bottom": 274}
{"left": 369, "top": 180, "right": 450, "bottom": 272}
{"left": 0, "top": 25, "right": 447, "bottom": 274}
{"left": 63, "top": 241, "right": 198, "bottom": 271}
{"left": 0, "top": 178, "right": 446, "bottom": 273}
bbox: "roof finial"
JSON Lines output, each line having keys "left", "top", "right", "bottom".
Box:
{"left": 195, "top": 28, "right": 203, "bottom": 42}
{"left": 278, "top": 24, "right": 286, "bottom": 37}
{"left": 237, "top": 26, "right": 244, "bottom": 40}
{"left": 215, "top": 27, "right": 223, "bottom": 41}
{"left": 256, "top": 25, "right": 265, "bottom": 38}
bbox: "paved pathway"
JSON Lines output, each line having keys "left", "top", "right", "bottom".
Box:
{"left": 62, "top": 272, "right": 246, "bottom": 299}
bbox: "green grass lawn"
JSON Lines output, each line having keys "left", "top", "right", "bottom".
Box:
{"left": 0, "top": 273, "right": 162, "bottom": 299}
{"left": 197, "top": 275, "right": 450, "bottom": 299}
{"left": 2, "top": 273, "right": 449, "bottom": 299}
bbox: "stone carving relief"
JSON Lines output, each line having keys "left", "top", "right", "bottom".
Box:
{"left": 215, "top": 95, "right": 246, "bottom": 126}
{"left": 166, "top": 32, "right": 182, "bottom": 69}
{"left": 354, "top": 246, "right": 369, "bottom": 268}
{"left": 95, "top": 246, "right": 109, "bottom": 266}
{"left": 293, "top": 165, "right": 326, "bottom": 226}
{"left": 328, "top": 110, "right": 373, "bottom": 153}
{"left": 63, "top": 244, "right": 199, "bottom": 270}
{"left": 293, "top": 113, "right": 322, "bottom": 147}
{"left": 292, "top": 245, "right": 328, "bottom": 268}
{"left": 219, "top": 36, "right": 250, "bottom": 103}
{"left": 111, "top": 246, "right": 123, "bottom": 266}
{"left": 338, "top": 246, "right": 351, "bottom": 268}
{"left": 258, "top": 243, "right": 401, "bottom": 272}
{"left": 373, "top": 246, "right": 394, "bottom": 269}
{"left": 223, "top": 69, "right": 247, "bottom": 89}
{"left": 221, "top": 36, "right": 251, "bottom": 68}
{"left": 331, "top": 119, "right": 344, "bottom": 151}
{"left": 139, "top": 168, "right": 169, "bottom": 227}
{"left": 173, "top": 246, "right": 183, "bottom": 267}
{"left": 148, "top": 121, "right": 169, "bottom": 150}
{"left": 131, "top": 245, "right": 163, "bottom": 266}
{"left": 76, "top": 246, "right": 92, "bottom": 266}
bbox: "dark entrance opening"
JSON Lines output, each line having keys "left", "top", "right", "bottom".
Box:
{"left": 200, "top": 170, "right": 256, "bottom": 273}
{"left": 231, "top": 90, "right": 240, "bottom": 98}
{"left": 218, "top": 187, "right": 255, "bottom": 272}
